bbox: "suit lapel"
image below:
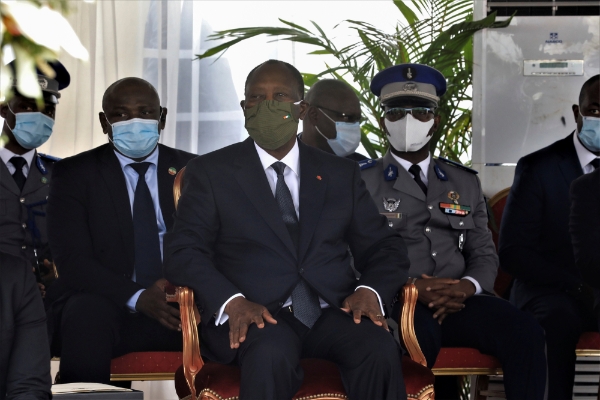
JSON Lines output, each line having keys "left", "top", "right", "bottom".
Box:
{"left": 233, "top": 139, "right": 297, "bottom": 258}
{"left": 384, "top": 151, "right": 427, "bottom": 202}
{"left": 0, "top": 158, "right": 20, "bottom": 196}
{"left": 297, "top": 142, "right": 326, "bottom": 262}
{"left": 99, "top": 146, "right": 135, "bottom": 265}
{"left": 156, "top": 145, "right": 176, "bottom": 230}
{"left": 557, "top": 132, "right": 583, "bottom": 187}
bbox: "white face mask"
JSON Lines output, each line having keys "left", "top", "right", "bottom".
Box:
{"left": 384, "top": 114, "right": 434, "bottom": 152}
{"left": 315, "top": 108, "right": 361, "bottom": 157}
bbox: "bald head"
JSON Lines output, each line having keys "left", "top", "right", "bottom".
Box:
{"left": 305, "top": 79, "right": 357, "bottom": 107}
{"left": 102, "top": 77, "right": 160, "bottom": 111}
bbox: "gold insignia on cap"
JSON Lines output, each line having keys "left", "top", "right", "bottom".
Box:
{"left": 168, "top": 167, "right": 177, "bottom": 176}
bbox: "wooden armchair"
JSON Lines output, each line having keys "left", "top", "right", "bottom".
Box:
{"left": 168, "top": 167, "right": 436, "bottom": 400}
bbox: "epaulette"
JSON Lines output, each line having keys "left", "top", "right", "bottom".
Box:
{"left": 38, "top": 153, "right": 61, "bottom": 162}
{"left": 436, "top": 157, "right": 478, "bottom": 175}
{"left": 358, "top": 159, "right": 376, "bottom": 171}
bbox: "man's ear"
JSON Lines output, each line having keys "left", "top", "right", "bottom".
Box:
{"left": 240, "top": 100, "right": 245, "bottom": 110}
{"left": 572, "top": 104, "right": 580, "bottom": 124}
{"left": 379, "top": 115, "right": 389, "bottom": 135}
{"left": 429, "top": 114, "right": 441, "bottom": 137}
{"left": 159, "top": 107, "right": 168, "bottom": 131}
{"left": 298, "top": 100, "right": 309, "bottom": 120}
{"left": 99, "top": 112, "right": 109, "bottom": 135}
{"left": 0, "top": 103, "right": 8, "bottom": 119}
{"left": 304, "top": 105, "right": 318, "bottom": 123}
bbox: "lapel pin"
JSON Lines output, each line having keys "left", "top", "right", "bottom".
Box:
{"left": 168, "top": 167, "right": 177, "bottom": 176}
{"left": 316, "top": 175, "right": 322, "bottom": 180}
{"left": 41, "top": 177, "right": 48, "bottom": 184}
{"left": 448, "top": 191, "right": 460, "bottom": 205}
{"left": 383, "top": 197, "right": 401, "bottom": 212}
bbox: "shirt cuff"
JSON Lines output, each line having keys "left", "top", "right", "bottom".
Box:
{"left": 126, "top": 289, "right": 145, "bottom": 312}
{"left": 215, "top": 293, "right": 244, "bottom": 326}
{"left": 463, "top": 276, "right": 482, "bottom": 295}
{"left": 356, "top": 285, "right": 385, "bottom": 316}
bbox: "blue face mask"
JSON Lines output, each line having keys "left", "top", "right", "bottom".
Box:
{"left": 6, "top": 105, "right": 55, "bottom": 150}
{"left": 315, "top": 108, "right": 361, "bottom": 157}
{"left": 578, "top": 112, "right": 600, "bottom": 153}
{"left": 105, "top": 111, "right": 161, "bottom": 159}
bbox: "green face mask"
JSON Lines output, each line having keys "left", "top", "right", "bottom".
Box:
{"left": 244, "top": 100, "right": 300, "bottom": 150}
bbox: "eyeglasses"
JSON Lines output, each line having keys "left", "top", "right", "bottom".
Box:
{"left": 385, "top": 107, "right": 435, "bottom": 122}
{"left": 315, "top": 105, "right": 363, "bottom": 124}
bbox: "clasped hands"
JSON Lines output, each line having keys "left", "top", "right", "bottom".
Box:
{"left": 414, "top": 274, "right": 475, "bottom": 324}
{"left": 136, "top": 278, "right": 182, "bottom": 331}
{"left": 224, "top": 287, "right": 385, "bottom": 349}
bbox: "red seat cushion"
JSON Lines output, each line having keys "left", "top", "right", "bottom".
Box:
{"left": 111, "top": 351, "right": 183, "bottom": 375}
{"left": 174, "top": 356, "right": 434, "bottom": 399}
{"left": 432, "top": 348, "right": 502, "bottom": 370}
{"left": 577, "top": 332, "right": 600, "bottom": 350}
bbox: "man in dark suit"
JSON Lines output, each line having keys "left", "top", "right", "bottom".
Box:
{"left": 500, "top": 74, "right": 600, "bottom": 399}
{"left": 1, "top": 250, "right": 51, "bottom": 400}
{"left": 298, "top": 79, "right": 367, "bottom": 162}
{"left": 47, "top": 77, "right": 196, "bottom": 384}
{"left": 165, "top": 60, "right": 410, "bottom": 400}
{"left": 570, "top": 168, "right": 600, "bottom": 330}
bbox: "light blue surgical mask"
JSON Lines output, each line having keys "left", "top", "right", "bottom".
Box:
{"left": 6, "top": 105, "right": 54, "bottom": 149}
{"left": 578, "top": 112, "right": 600, "bottom": 153}
{"left": 105, "top": 111, "right": 162, "bottom": 159}
{"left": 315, "top": 108, "right": 361, "bottom": 157}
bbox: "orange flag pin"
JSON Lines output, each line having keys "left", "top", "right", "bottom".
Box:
{"left": 316, "top": 175, "right": 322, "bottom": 180}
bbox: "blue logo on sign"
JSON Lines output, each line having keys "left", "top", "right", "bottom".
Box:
{"left": 546, "top": 32, "right": 562, "bottom": 44}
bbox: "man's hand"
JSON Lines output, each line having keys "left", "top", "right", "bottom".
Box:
{"left": 136, "top": 279, "right": 181, "bottom": 331}
{"left": 417, "top": 275, "right": 476, "bottom": 323}
{"left": 341, "top": 287, "right": 388, "bottom": 331}
{"left": 224, "top": 297, "right": 277, "bottom": 349}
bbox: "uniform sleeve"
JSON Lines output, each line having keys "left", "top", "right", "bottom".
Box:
{"left": 5, "top": 261, "right": 52, "bottom": 400}
{"left": 460, "top": 175, "right": 498, "bottom": 293}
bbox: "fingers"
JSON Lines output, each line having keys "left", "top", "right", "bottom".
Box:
{"left": 433, "top": 306, "right": 447, "bottom": 319}
{"left": 229, "top": 320, "right": 241, "bottom": 349}
{"left": 428, "top": 295, "right": 450, "bottom": 309}
{"left": 237, "top": 321, "right": 250, "bottom": 344}
{"left": 352, "top": 308, "right": 362, "bottom": 324}
{"left": 438, "top": 313, "right": 449, "bottom": 324}
{"left": 262, "top": 309, "right": 278, "bottom": 325}
{"left": 366, "top": 310, "right": 384, "bottom": 327}
{"left": 431, "top": 288, "right": 467, "bottom": 298}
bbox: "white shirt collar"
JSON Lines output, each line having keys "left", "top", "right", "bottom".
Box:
{"left": 390, "top": 151, "right": 431, "bottom": 184}
{"left": 0, "top": 147, "right": 36, "bottom": 168}
{"left": 573, "top": 131, "right": 599, "bottom": 173}
{"left": 254, "top": 140, "right": 300, "bottom": 177}
{"left": 113, "top": 145, "right": 159, "bottom": 170}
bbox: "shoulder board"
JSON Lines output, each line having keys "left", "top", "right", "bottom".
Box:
{"left": 358, "top": 159, "right": 376, "bottom": 171}
{"left": 436, "top": 157, "right": 478, "bottom": 175}
{"left": 38, "top": 153, "right": 61, "bottom": 162}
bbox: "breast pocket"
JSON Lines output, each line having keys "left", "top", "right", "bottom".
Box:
{"left": 381, "top": 212, "right": 408, "bottom": 230}
{"left": 448, "top": 216, "right": 475, "bottom": 230}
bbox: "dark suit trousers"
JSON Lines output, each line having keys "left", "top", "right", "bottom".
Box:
{"left": 408, "top": 296, "right": 546, "bottom": 400}
{"left": 57, "top": 293, "right": 182, "bottom": 384}
{"left": 522, "top": 292, "right": 596, "bottom": 400}
{"left": 211, "top": 308, "right": 406, "bottom": 400}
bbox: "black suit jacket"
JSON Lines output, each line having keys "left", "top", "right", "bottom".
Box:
{"left": 499, "top": 132, "right": 584, "bottom": 307}
{"left": 0, "top": 251, "right": 51, "bottom": 400}
{"left": 570, "top": 168, "right": 600, "bottom": 289}
{"left": 47, "top": 144, "right": 196, "bottom": 306}
{"left": 165, "top": 138, "right": 409, "bottom": 361}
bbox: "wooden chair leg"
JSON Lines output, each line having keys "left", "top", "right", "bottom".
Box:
{"left": 469, "top": 375, "right": 489, "bottom": 400}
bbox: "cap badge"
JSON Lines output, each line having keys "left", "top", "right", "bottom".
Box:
{"left": 403, "top": 82, "right": 417, "bottom": 92}
{"left": 38, "top": 77, "right": 48, "bottom": 90}
{"left": 448, "top": 191, "right": 460, "bottom": 204}
{"left": 383, "top": 197, "right": 401, "bottom": 212}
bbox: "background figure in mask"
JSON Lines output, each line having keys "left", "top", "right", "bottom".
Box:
{"left": 500, "top": 74, "right": 600, "bottom": 399}
{"left": 0, "top": 60, "right": 70, "bottom": 297}
{"left": 298, "top": 79, "right": 367, "bottom": 162}
{"left": 165, "top": 59, "right": 409, "bottom": 399}
{"left": 46, "top": 77, "right": 196, "bottom": 384}
{"left": 360, "top": 64, "right": 547, "bottom": 399}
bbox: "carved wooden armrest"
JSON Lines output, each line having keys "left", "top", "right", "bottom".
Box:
{"left": 166, "top": 282, "right": 203, "bottom": 399}
{"left": 398, "top": 283, "right": 427, "bottom": 367}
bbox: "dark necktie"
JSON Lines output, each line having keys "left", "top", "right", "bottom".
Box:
{"left": 129, "top": 162, "right": 163, "bottom": 288}
{"left": 10, "top": 157, "right": 26, "bottom": 192}
{"left": 408, "top": 164, "right": 428, "bottom": 195}
{"left": 271, "top": 161, "right": 321, "bottom": 328}
{"left": 590, "top": 158, "right": 600, "bottom": 170}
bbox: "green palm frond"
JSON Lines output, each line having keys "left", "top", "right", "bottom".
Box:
{"left": 196, "top": 1, "right": 514, "bottom": 161}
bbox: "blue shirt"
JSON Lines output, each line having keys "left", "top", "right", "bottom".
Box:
{"left": 114, "top": 147, "right": 167, "bottom": 310}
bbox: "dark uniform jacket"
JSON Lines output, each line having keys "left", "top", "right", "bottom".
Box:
{"left": 0, "top": 251, "right": 51, "bottom": 400}
{"left": 499, "top": 132, "right": 583, "bottom": 308}
{"left": 0, "top": 152, "right": 57, "bottom": 269}
{"left": 165, "top": 138, "right": 410, "bottom": 364}
{"left": 46, "top": 144, "right": 196, "bottom": 307}
{"left": 361, "top": 151, "right": 498, "bottom": 293}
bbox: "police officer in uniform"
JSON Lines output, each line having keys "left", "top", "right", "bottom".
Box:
{"left": 0, "top": 60, "right": 70, "bottom": 291}
{"left": 360, "top": 64, "right": 547, "bottom": 399}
